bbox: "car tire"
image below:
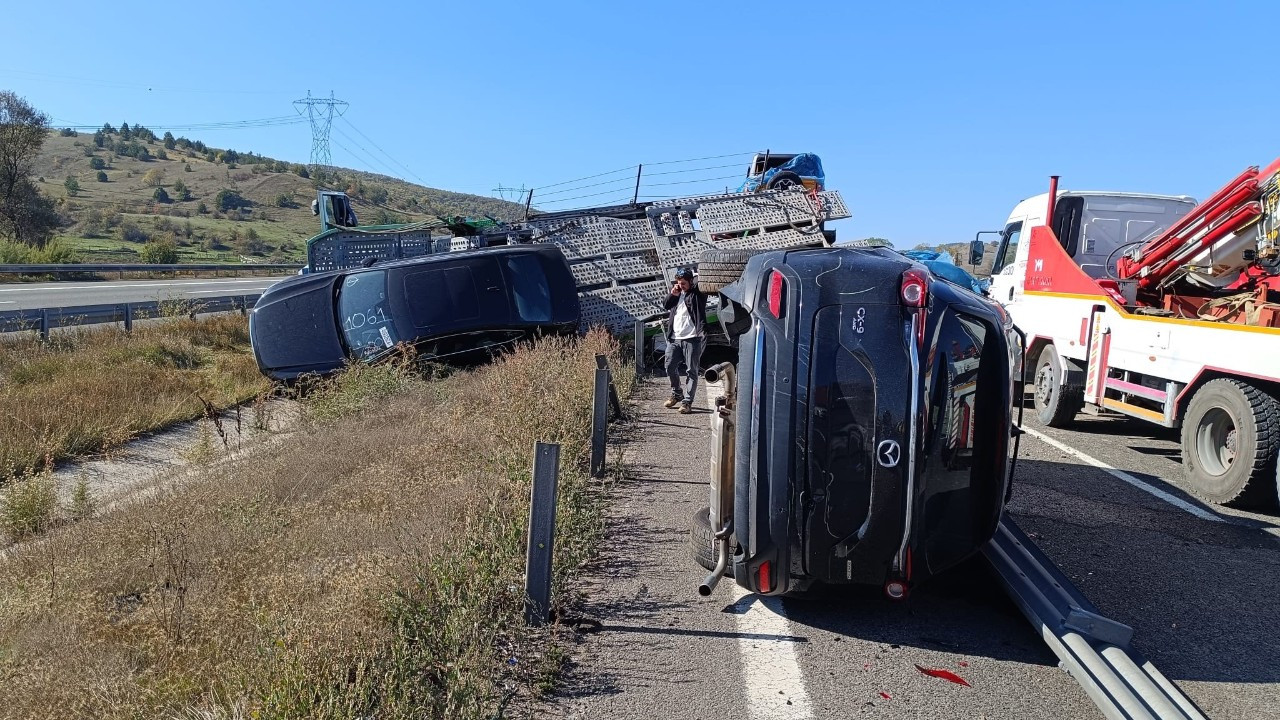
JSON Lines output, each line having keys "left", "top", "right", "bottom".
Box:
{"left": 697, "top": 248, "right": 758, "bottom": 293}
{"left": 690, "top": 507, "right": 736, "bottom": 577}
{"left": 1180, "top": 379, "right": 1280, "bottom": 508}
{"left": 1032, "top": 345, "right": 1083, "bottom": 426}
{"left": 765, "top": 171, "right": 804, "bottom": 192}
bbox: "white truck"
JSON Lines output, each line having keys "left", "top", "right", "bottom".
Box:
{"left": 975, "top": 165, "right": 1280, "bottom": 507}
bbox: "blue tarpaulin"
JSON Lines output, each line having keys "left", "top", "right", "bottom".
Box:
{"left": 739, "top": 153, "right": 826, "bottom": 193}
{"left": 903, "top": 249, "right": 989, "bottom": 296}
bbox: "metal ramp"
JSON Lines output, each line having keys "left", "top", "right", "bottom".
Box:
{"left": 984, "top": 518, "right": 1207, "bottom": 720}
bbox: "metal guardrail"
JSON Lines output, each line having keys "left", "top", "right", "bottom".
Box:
{"left": 0, "top": 295, "right": 261, "bottom": 339}
{"left": 985, "top": 518, "right": 1207, "bottom": 720}
{"left": 0, "top": 263, "right": 301, "bottom": 275}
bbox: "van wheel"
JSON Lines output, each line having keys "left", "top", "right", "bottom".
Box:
{"left": 1033, "top": 345, "right": 1083, "bottom": 426}
{"left": 1180, "top": 379, "right": 1280, "bottom": 508}
{"left": 697, "top": 249, "right": 758, "bottom": 293}
{"left": 765, "top": 171, "right": 804, "bottom": 192}
{"left": 690, "top": 507, "right": 736, "bottom": 577}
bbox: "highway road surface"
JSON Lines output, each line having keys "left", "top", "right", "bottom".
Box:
{"left": 541, "top": 378, "right": 1278, "bottom": 720}
{"left": 0, "top": 277, "right": 288, "bottom": 311}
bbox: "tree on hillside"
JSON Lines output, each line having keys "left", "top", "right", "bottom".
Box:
{"left": 120, "top": 122, "right": 131, "bottom": 140}
{"left": 215, "top": 189, "right": 250, "bottom": 212}
{"left": 96, "top": 170, "right": 108, "bottom": 183}
{"left": 63, "top": 175, "right": 80, "bottom": 197}
{"left": 163, "top": 132, "right": 175, "bottom": 150}
{"left": 142, "top": 168, "right": 165, "bottom": 187}
{"left": 89, "top": 157, "right": 106, "bottom": 170}
{"left": 0, "top": 92, "right": 59, "bottom": 247}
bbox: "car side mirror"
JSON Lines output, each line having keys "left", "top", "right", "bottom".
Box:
{"left": 969, "top": 239, "right": 985, "bottom": 266}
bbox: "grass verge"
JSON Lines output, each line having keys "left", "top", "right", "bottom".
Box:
{"left": 0, "top": 314, "right": 269, "bottom": 479}
{"left": 0, "top": 329, "right": 634, "bottom": 719}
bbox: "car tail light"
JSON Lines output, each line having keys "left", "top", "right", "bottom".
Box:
{"left": 758, "top": 561, "right": 772, "bottom": 593}
{"left": 767, "top": 270, "right": 785, "bottom": 319}
{"left": 901, "top": 269, "right": 928, "bottom": 307}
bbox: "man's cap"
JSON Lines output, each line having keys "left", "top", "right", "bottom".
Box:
{"left": 675, "top": 267, "right": 695, "bottom": 280}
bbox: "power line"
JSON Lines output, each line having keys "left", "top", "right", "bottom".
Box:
{"left": 339, "top": 117, "right": 429, "bottom": 186}
{"left": 292, "top": 91, "right": 348, "bottom": 172}
{"left": 332, "top": 126, "right": 403, "bottom": 180}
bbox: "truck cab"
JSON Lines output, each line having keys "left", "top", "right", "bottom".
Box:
{"left": 985, "top": 191, "right": 1196, "bottom": 306}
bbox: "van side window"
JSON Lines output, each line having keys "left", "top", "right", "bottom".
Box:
{"left": 992, "top": 222, "right": 1023, "bottom": 274}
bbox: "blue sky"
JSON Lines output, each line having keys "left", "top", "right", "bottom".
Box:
{"left": 5, "top": 0, "right": 1278, "bottom": 247}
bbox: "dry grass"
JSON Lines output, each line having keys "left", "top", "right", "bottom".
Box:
{"left": 0, "top": 314, "right": 269, "bottom": 478}
{"left": 0, "top": 329, "right": 634, "bottom": 719}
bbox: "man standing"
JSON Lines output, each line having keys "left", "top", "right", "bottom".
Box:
{"left": 663, "top": 267, "right": 707, "bottom": 414}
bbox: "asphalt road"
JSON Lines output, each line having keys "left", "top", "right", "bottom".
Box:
{"left": 0, "top": 277, "right": 287, "bottom": 311}
{"left": 543, "top": 378, "right": 1279, "bottom": 720}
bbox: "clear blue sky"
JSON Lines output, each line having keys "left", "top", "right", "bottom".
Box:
{"left": 5, "top": 0, "right": 1278, "bottom": 247}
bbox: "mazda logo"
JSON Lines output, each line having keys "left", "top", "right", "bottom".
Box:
{"left": 876, "top": 439, "right": 901, "bottom": 468}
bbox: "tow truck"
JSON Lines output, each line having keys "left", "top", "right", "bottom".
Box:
{"left": 974, "top": 164, "right": 1280, "bottom": 507}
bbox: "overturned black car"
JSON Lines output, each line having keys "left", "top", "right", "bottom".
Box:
{"left": 249, "top": 245, "right": 580, "bottom": 381}
{"left": 692, "top": 246, "right": 1022, "bottom": 599}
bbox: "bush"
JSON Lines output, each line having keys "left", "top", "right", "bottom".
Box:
{"left": 58, "top": 127, "right": 77, "bottom": 137}
{"left": 63, "top": 175, "right": 80, "bottom": 196}
{"left": 196, "top": 201, "right": 208, "bottom": 214}
{"left": 184, "top": 162, "right": 193, "bottom": 172}
{"left": 163, "top": 131, "right": 176, "bottom": 150}
{"left": 294, "top": 164, "right": 310, "bottom": 179}
{"left": 153, "top": 187, "right": 171, "bottom": 203}
{"left": 214, "top": 189, "right": 250, "bottom": 211}
{"left": 88, "top": 156, "right": 106, "bottom": 170}
{"left": 142, "top": 168, "right": 165, "bottom": 187}
{"left": 2, "top": 469, "right": 56, "bottom": 542}
{"left": 0, "top": 238, "right": 78, "bottom": 264}
{"left": 156, "top": 148, "right": 168, "bottom": 161}
{"left": 118, "top": 223, "right": 150, "bottom": 243}
{"left": 274, "top": 193, "right": 295, "bottom": 208}
{"left": 96, "top": 170, "right": 108, "bottom": 183}
{"left": 139, "top": 238, "right": 179, "bottom": 264}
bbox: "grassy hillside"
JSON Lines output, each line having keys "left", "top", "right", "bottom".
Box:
{"left": 31, "top": 128, "right": 525, "bottom": 264}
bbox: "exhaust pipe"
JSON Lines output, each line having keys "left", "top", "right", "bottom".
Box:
{"left": 699, "top": 521, "right": 733, "bottom": 596}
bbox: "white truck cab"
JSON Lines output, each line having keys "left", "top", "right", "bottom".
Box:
{"left": 986, "top": 191, "right": 1196, "bottom": 306}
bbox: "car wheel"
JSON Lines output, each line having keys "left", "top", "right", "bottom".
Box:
{"left": 690, "top": 507, "right": 736, "bottom": 577}
{"left": 1180, "top": 378, "right": 1280, "bottom": 508}
{"left": 697, "top": 248, "right": 758, "bottom": 293}
{"left": 765, "top": 171, "right": 805, "bottom": 192}
{"left": 1032, "top": 345, "right": 1083, "bottom": 426}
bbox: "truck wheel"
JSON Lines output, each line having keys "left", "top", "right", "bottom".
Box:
{"left": 1180, "top": 379, "right": 1280, "bottom": 508}
{"left": 1033, "top": 345, "right": 1083, "bottom": 426}
{"left": 697, "top": 249, "right": 758, "bottom": 293}
{"left": 690, "top": 507, "right": 736, "bottom": 577}
{"left": 765, "top": 171, "right": 804, "bottom": 192}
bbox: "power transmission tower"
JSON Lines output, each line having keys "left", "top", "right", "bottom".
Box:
{"left": 492, "top": 183, "right": 530, "bottom": 205}
{"left": 292, "top": 91, "right": 348, "bottom": 172}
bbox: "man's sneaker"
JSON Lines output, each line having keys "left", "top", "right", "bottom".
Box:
{"left": 679, "top": 402, "right": 693, "bottom": 414}
{"left": 664, "top": 396, "right": 682, "bottom": 409}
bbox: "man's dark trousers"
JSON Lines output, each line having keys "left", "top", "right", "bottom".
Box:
{"left": 666, "top": 336, "right": 705, "bottom": 404}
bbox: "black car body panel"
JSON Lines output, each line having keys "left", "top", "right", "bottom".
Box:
{"left": 717, "top": 247, "right": 1016, "bottom": 595}
{"left": 250, "top": 245, "right": 580, "bottom": 380}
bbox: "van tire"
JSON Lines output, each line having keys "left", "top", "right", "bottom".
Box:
{"left": 690, "top": 507, "right": 736, "bottom": 577}
{"left": 766, "top": 171, "right": 804, "bottom": 191}
{"left": 698, "top": 249, "right": 758, "bottom": 293}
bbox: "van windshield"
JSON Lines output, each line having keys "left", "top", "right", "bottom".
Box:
{"left": 338, "top": 270, "right": 400, "bottom": 358}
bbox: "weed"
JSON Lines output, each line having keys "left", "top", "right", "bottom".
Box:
{"left": 2, "top": 467, "right": 57, "bottom": 541}
{"left": 68, "top": 475, "right": 95, "bottom": 520}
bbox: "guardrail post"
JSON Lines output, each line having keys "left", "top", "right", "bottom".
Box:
{"left": 123, "top": 303, "right": 133, "bottom": 333}
{"left": 39, "top": 309, "right": 50, "bottom": 341}
{"left": 525, "top": 441, "right": 560, "bottom": 626}
{"left": 595, "top": 354, "right": 623, "bottom": 420}
{"left": 591, "top": 363, "right": 610, "bottom": 477}
{"left": 633, "top": 320, "right": 646, "bottom": 374}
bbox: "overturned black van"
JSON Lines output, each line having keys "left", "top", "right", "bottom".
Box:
{"left": 693, "top": 246, "right": 1022, "bottom": 599}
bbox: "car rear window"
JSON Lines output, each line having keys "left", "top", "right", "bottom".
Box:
{"left": 403, "top": 266, "right": 481, "bottom": 328}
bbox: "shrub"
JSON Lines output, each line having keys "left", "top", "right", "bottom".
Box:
{"left": 153, "top": 187, "right": 171, "bottom": 203}
{"left": 214, "top": 189, "right": 250, "bottom": 211}
{"left": 1, "top": 469, "right": 56, "bottom": 542}
{"left": 142, "top": 168, "right": 165, "bottom": 187}
{"left": 184, "top": 162, "right": 193, "bottom": 172}
{"left": 88, "top": 156, "right": 106, "bottom": 170}
{"left": 156, "top": 148, "right": 168, "bottom": 161}
{"left": 118, "top": 223, "right": 150, "bottom": 243}
{"left": 63, "top": 175, "right": 80, "bottom": 196}
{"left": 96, "top": 170, "right": 108, "bottom": 183}
{"left": 59, "top": 127, "right": 76, "bottom": 137}
{"left": 163, "top": 131, "right": 176, "bottom": 150}
{"left": 140, "top": 238, "right": 179, "bottom": 264}
{"left": 196, "top": 201, "right": 208, "bottom": 214}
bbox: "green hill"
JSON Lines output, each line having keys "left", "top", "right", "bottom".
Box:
{"left": 32, "top": 127, "right": 525, "bottom": 264}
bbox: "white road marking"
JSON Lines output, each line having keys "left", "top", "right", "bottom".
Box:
{"left": 1022, "top": 426, "right": 1224, "bottom": 523}
{"left": 701, "top": 379, "right": 814, "bottom": 719}
{"left": 0, "top": 280, "right": 274, "bottom": 293}
{"left": 732, "top": 587, "right": 814, "bottom": 719}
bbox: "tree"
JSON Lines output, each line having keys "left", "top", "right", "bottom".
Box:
{"left": 96, "top": 170, "right": 108, "bottom": 183}
{"left": 173, "top": 180, "right": 191, "bottom": 201}
{"left": 214, "top": 189, "right": 250, "bottom": 211}
{"left": 119, "top": 122, "right": 131, "bottom": 140}
{"left": 93, "top": 130, "right": 105, "bottom": 148}
{"left": 139, "top": 238, "right": 178, "bottom": 264}
{"left": 162, "top": 131, "right": 176, "bottom": 150}
{"left": 89, "top": 156, "right": 106, "bottom": 170}
{"left": 63, "top": 175, "right": 79, "bottom": 197}
{"left": 153, "top": 187, "right": 171, "bottom": 203}
{"left": 142, "top": 168, "right": 165, "bottom": 187}
{"left": 0, "top": 92, "right": 59, "bottom": 247}
{"left": 196, "top": 201, "right": 208, "bottom": 214}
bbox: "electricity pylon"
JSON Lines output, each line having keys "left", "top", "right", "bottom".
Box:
{"left": 292, "top": 91, "right": 348, "bottom": 172}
